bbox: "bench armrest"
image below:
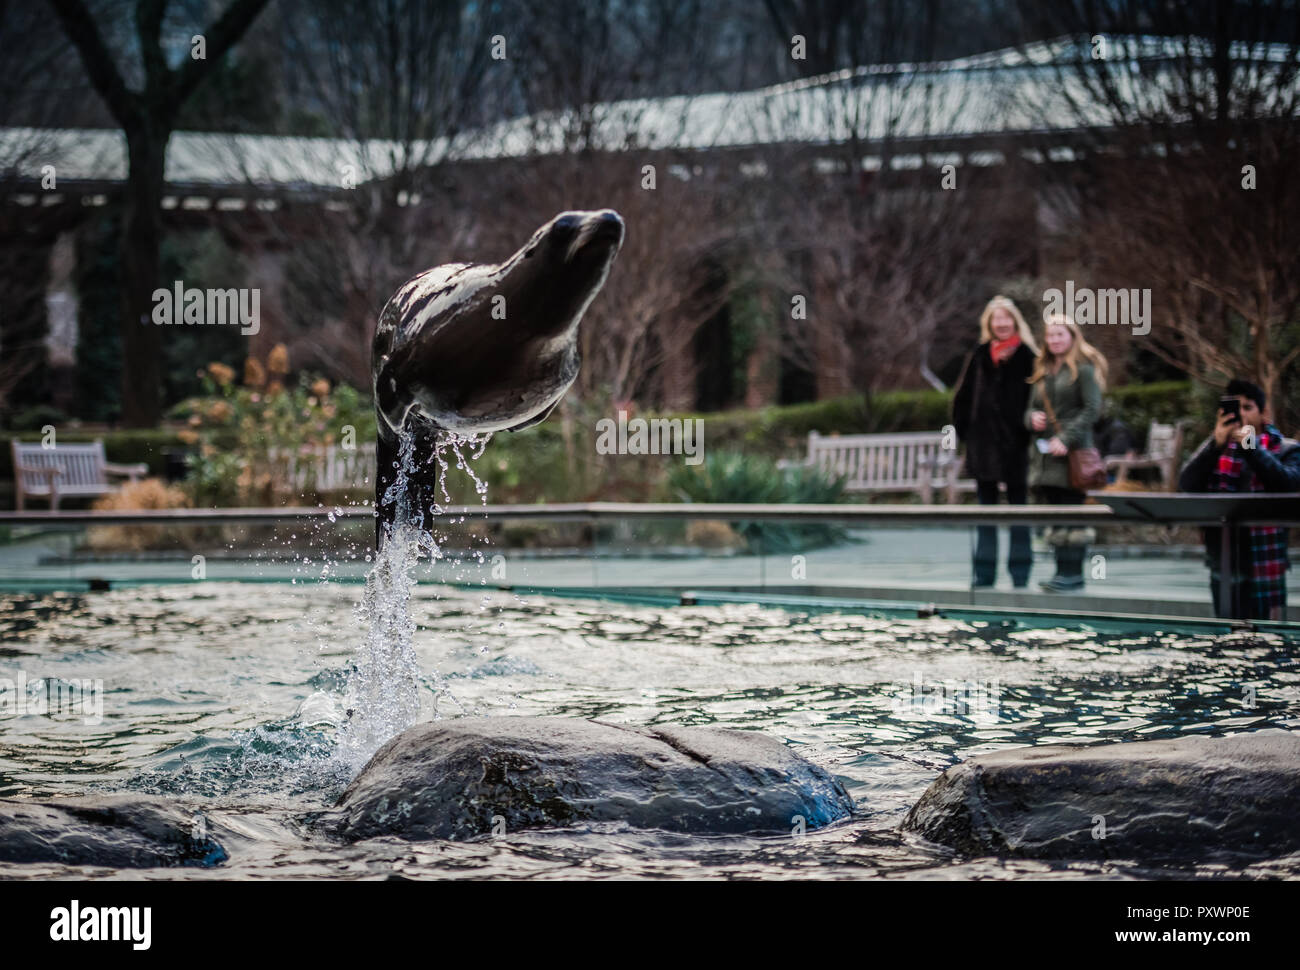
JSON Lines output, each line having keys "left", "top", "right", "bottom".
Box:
{"left": 103, "top": 461, "right": 150, "bottom": 481}
{"left": 15, "top": 462, "right": 63, "bottom": 484}
{"left": 1105, "top": 455, "right": 1157, "bottom": 470}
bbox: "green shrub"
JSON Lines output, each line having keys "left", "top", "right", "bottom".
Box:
{"left": 673, "top": 397, "right": 865, "bottom": 460}
{"left": 1103, "top": 381, "right": 1205, "bottom": 455}
{"left": 177, "top": 354, "right": 378, "bottom": 507}
{"left": 667, "top": 451, "right": 850, "bottom": 552}
{"left": 867, "top": 389, "right": 955, "bottom": 433}
{"left": 1105, "top": 381, "right": 1194, "bottom": 430}
{"left": 6, "top": 405, "right": 70, "bottom": 432}
{"left": 426, "top": 418, "right": 590, "bottom": 506}
{"left": 667, "top": 391, "right": 956, "bottom": 461}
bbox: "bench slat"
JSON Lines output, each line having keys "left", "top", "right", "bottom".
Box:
{"left": 794, "top": 431, "right": 969, "bottom": 500}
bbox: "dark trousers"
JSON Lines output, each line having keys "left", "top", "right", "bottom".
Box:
{"left": 973, "top": 473, "right": 1032, "bottom": 585}
{"left": 1209, "top": 574, "right": 1285, "bottom": 621}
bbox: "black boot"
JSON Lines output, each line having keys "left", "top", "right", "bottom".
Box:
{"left": 1008, "top": 525, "right": 1032, "bottom": 588}
{"left": 1040, "top": 544, "right": 1085, "bottom": 592}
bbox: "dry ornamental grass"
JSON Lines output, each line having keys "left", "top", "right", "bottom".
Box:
{"left": 86, "top": 479, "right": 192, "bottom": 552}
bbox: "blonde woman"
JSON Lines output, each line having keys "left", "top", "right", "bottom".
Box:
{"left": 952, "top": 296, "right": 1039, "bottom": 588}
{"left": 1025, "top": 313, "right": 1109, "bottom": 592}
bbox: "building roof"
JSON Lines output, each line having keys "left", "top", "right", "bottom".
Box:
{"left": 1, "top": 36, "right": 1294, "bottom": 194}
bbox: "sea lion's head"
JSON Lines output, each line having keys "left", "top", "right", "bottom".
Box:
{"left": 374, "top": 209, "right": 624, "bottom": 439}
{"left": 508, "top": 209, "right": 625, "bottom": 335}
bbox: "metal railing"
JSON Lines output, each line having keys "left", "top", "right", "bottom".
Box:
{"left": 0, "top": 501, "right": 1151, "bottom": 526}
{"left": 2, "top": 495, "right": 1297, "bottom": 527}
{"left": 2, "top": 496, "right": 1297, "bottom": 624}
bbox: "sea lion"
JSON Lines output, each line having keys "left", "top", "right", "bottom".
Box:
{"left": 371, "top": 209, "right": 624, "bottom": 543}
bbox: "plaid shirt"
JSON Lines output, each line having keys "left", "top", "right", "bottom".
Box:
{"left": 1208, "top": 425, "right": 1290, "bottom": 618}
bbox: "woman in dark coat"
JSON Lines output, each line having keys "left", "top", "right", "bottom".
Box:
{"left": 952, "top": 296, "right": 1038, "bottom": 588}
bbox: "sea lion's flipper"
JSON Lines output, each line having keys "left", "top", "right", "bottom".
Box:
{"left": 505, "top": 400, "right": 557, "bottom": 433}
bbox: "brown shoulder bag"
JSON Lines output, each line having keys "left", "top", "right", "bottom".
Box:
{"left": 1039, "top": 379, "right": 1107, "bottom": 491}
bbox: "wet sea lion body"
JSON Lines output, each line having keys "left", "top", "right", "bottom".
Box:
{"left": 371, "top": 209, "right": 624, "bottom": 543}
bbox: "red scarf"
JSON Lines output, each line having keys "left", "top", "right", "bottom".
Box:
{"left": 989, "top": 335, "right": 1021, "bottom": 365}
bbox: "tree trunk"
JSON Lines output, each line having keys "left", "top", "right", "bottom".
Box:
{"left": 118, "top": 122, "right": 168, "bottom": 427}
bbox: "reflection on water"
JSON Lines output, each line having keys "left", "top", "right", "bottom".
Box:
{"left": 0, "top": 582, "right": 1297, "bottom": 879}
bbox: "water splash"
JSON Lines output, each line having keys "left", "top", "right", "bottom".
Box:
{"left": 334, "top": 428, "right": 491, "bottom": 768}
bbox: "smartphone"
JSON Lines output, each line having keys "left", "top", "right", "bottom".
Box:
{"left": 1219, "top": 396, "right": 1241, "bottom": 422}
{"left": 1035, "top": 438, "right": 1052, "bottom": 454}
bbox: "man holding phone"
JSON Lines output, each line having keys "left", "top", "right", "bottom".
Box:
{"left": 1178, "top": 379, "right": 1300, "bottom": 620}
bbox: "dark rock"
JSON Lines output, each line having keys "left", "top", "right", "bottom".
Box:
{"left": 903, "top": 729, "right": 1300, "bottom": 861}
{"left": 331, "top": 716, "right": 854, "bottom": 841}
{"left": 0, "top": 794, "right": 227, "bottom": 868}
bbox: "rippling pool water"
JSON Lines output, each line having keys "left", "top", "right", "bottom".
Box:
{"left": 2, "top": 583, "right": 1298, "bottom": 879}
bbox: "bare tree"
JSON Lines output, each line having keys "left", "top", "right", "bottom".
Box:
{"left": 205, "top": 0, "right": 503, "bottom": 388}
{"left": 1007, "top": 0, "right": 1300, "bottom": 423}
{"left": 245, "top": 0, "right": 742, "bottom": 408}
{"left": 47, "top": 0, "right": 271, "bottom": 427}
{"left": 0, "top": 3, "right": 103, "bottom": 420}
{"left": 737, "top": 0, "right": 1029, "bottom": 398}
{"left": 483, "top": 154, "right": 741, "bottom": 410}
{"left": 491, "top": 0, "right": 749, "bottom": 409}
{"left": 0, "top": 240, "right": 46, "bottom": 413}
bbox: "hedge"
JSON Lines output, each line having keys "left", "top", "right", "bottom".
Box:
{"left": 673, "top": 384, "right": 1199, "bottom": 460}
{"left": 1103, "top": 381, "right": 1202, "bottom": 450}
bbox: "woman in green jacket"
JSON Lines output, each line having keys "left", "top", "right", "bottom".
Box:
{"left": 1025, "top": 313, "right": 1108, "bottom": 591}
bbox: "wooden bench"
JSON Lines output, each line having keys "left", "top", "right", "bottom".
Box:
{"left": 1105, "top": 420, "right": 1186, "bottom": 490}
{"left": 11, "top": 439, "right": 148, "bottom": 511}
{"left": 780, "top": 431, "right": 970, "bottom": 502}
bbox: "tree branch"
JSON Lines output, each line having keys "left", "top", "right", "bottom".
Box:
{"left": 136, "top": 0, "right": 168, "bottom": 89}
{"left": 167, "top": 0, "right": 271, "bottom": 110}
{"left": 45, "top": 0, "right": 137, "bottom": 125}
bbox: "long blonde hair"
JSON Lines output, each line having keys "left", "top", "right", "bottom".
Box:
{"left": 1030, "top": 313, "right": 1109, "bottom": 389}
{"left": 979, "top": 296, "right": 1039, "bottom": 353}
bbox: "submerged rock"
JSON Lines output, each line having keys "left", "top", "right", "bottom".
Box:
{"left": 331, "top": 716, "right": 854, "bottom": 841}
{"left": 0, "top": 794, "right": 228, "bottom": 868}
{"left": 903, "top": 729, "right": 1300, "bottom": 861}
